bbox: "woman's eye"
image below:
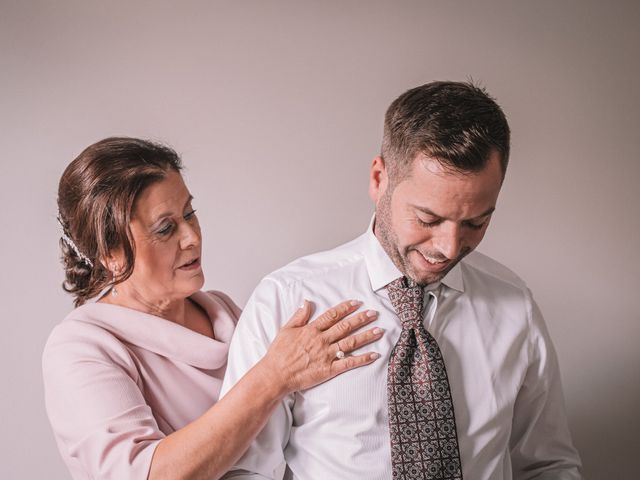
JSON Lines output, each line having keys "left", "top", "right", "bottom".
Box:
{"left": 157, "top": 223, "right": 174, "bottom": 236}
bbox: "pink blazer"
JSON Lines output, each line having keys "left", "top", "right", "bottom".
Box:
{"left": 42, "top": 291, "right": 239, "bottom": 479}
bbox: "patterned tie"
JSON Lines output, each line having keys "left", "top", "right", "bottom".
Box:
{"left": 386, "top": 277, "right": 463, "bottom": 479}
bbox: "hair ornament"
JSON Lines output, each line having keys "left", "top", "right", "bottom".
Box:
{"left": 56, "top": 210, "right": 94, "bottom": 268}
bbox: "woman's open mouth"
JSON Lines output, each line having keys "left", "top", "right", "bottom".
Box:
{"left": 178, "top": 257, "right": 201, "bottom": 270}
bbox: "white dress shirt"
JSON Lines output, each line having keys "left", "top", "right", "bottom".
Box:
{"left": 221, "top": 224, "right": 582, "bottom": 480}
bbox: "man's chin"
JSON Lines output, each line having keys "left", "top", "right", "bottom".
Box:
{"left": 406, "top": 262, "right": 455, "bottom": 286}
{"left": 412, "top": 273, "right": 446, "bottom": 287}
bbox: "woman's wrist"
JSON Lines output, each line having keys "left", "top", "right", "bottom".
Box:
{"left": 247, "top": 357, "right": 290, "bottom": 400}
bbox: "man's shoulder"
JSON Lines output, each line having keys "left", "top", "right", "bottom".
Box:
{"left": 262, "top": 234, "right": 367, "bottom": 290}
{"left": 460, "top": 250, "right": 529, "bottom": 293}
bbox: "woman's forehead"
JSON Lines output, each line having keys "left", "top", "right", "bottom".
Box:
{"left": 133, "top": 171, "right": 191, "bottom": 221}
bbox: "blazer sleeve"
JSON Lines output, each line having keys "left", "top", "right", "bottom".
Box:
{"left": 42, "top": 320, "right": 164, "bottom": 480}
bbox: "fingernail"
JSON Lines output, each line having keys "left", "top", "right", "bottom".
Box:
{"left": 298, "top": 300, "right": 307, "bottom": 310}
{"left": 372, "top": 327, "right": 384, "bottom": 335}
{"left": 369, "top": 352, "right": 380, "bottom": 360}
{"left": 366, "top": 310, "right": 378, "bottom": 317}
{"left": 349, "top": 300, "right": 362, "bottom": 306}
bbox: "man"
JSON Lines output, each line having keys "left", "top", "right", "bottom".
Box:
{"left": 221, "top": 82, "right": 582, "bottom": 479}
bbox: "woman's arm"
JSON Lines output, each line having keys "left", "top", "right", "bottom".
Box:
{"left": 148, "top": 300, "right": 382, "bottom": 480}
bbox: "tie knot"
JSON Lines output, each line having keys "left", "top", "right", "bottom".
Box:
{"left": 386, "top": 276, "right": 424, "bottom": 327}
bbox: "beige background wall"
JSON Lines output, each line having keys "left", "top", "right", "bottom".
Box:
{"left": 1, "top": 1, "right": 638, "bottom": 478}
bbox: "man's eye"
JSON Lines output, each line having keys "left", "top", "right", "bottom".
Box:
{"left": 464, "top": 220, "right": 487, "bottom": 230}
{"left": 184, "top": 209, "right": 197, "bottom": 220}
{"left": 417, "top": 218, "right": 441, "bottom": 227}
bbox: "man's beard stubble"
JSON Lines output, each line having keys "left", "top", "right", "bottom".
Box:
{"left": 374, "top": 190, "right": 470, "bottom": 287}
{"left": 374, "top": 189, "right": 417, "bottom": 282}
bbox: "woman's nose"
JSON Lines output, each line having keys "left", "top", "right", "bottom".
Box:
{"left": 179, "top": 222, "right": 201, "bottom": 249}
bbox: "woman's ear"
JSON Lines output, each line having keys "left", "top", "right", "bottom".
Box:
{"left": 101, "top": 249, "right": 124, "bottom": 276}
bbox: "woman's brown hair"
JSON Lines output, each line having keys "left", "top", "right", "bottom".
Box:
{"left": 57, "top": 137, "right": 182, "bottom": 306}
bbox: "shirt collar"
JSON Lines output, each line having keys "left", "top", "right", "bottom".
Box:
{"left": 363, "top": 215, "right": 464, "bottom": 293}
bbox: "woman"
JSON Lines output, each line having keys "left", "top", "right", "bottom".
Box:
{"left": 43, "top": 137, "right": 384, "bottom": 480}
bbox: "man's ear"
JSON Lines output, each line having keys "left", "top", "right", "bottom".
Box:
{"left": 368, "top": 156, "right": 389, "bottom": 204}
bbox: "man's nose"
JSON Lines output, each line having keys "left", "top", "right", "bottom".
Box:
{"left": 434, "top": 222, "right": 463, "bottom": 260}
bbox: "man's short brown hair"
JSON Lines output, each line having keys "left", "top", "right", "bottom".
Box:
{"left": 381, "top": 81, "right": 510, "bottom": 182}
